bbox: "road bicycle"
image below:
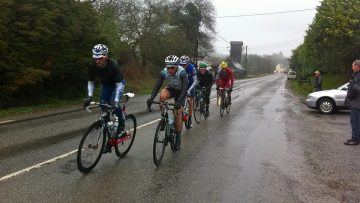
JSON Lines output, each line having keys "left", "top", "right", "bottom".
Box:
{"left": 151, "top": 101, "right": 177, "bottom": 167}
{"left": 193, "top": 86, "right": 208, "bottom": 124}
{"left": 219, "top": 88, "right": 231, "bottom": 117}
{"left": 77, "top": 93, "right": 137, "bottom": 174}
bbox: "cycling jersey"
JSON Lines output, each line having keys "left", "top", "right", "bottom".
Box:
{"left": 150, "top": 66, "right": 188, "bottom": 105}
{"left": 197, "top": 70, "right": 214, "bottom": 90}
{"left": 87, "top": 58, "right": 125, "bottom": 127}
{"left": 197, "top": 69, "right": 214, "bottom": 104}
{"left": 88, "top": 59, "right": 123, "bottom": 86}
{"left": 216, "top": 68, "right": 234, "bottom": 89}
{"left": 185, "top": 63, "right": 197, "bottom": 92}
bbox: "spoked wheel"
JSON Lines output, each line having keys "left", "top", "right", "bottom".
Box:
{"left": 169, "top": 127, "right": 176, "bottom": 152}
{"left": 202, "top": 104, "right": 208, "bottom": 119}
{"left": 115, "top": 114, "right": 137, "bottom": 158}
{"left": 226, "top": 94, "right": 231, "bottom": 114}
{"left": 193, "top": 97, "right": 202, "bottom": 124}
{"left": 220, "top": 94, "right": 225, "bottom": 117}
{"left": 77, "top": 121, "right": 106, "bottom": 173}
{"left": 153, "top": 119, "right": 166, "bottom": 167}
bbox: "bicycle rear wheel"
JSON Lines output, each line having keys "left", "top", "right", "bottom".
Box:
{"left": 193, "top": 96, "right": 202, "bottom": 124}
{"left": 226, "top": 96, "right": 231, "bottom": 114}
{"left": 77, "top": 121, "right": 106, "bottom": 173}
{"left": 226, "top": 93, "right": 231, "bottom": 114}
{"left": 115, "top": 114, "right": 137, "bottom": 158}
{"left": 153, "top": 119, "right": 166, "bottom": 167}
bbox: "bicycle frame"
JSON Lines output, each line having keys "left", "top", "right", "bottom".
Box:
{"left": 86, "top": 93, "right": 135, "bottom": 146}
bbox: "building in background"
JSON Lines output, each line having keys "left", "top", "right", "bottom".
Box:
{"left": 228, "top": 41, "right": 245, "bottom": 77}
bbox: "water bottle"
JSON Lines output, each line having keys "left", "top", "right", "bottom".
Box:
{"left": 108, "top": 121, "right": 116, "bottom": 137}
{"left": 168, "top": 111, "right": 174, "bottom": 124}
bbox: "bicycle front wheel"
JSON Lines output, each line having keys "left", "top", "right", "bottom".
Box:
{"left": 77, "top": 121, "right": 106, "bottom": 173}
{"left": 220, "top": 94, "right": 225, "bottom": 117}
{"left": 153, "top": 119, "right": 166, "bottom": 167}
{"left": 115, "top": 114, "right": 137, "bottom": 158}
{"left": 193, "top": 96, "right": 202, "bottom": 124}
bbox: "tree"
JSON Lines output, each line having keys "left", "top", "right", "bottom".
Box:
{"left": 291, "top": 0, "right": 360, "bottom": 79}
{"left": 0, "top": 0, "right": 103, "bottom": 107}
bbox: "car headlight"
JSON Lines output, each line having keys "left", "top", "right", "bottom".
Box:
{"left": 307, "top": 95, "right": 315, "bottom": 100}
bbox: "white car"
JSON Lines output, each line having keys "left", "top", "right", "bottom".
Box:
{"left": 305, "top": 83, "right": 349, "bottom": 114}
{"left": 287, "top": 71, "right": 297, "bottom": 80}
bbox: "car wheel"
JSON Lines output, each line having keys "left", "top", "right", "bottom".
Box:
{"left": 318, "top": 98, "right": 335, "bottom": 114}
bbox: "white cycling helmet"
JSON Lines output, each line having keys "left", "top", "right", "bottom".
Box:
{"left": 179, "top": 55, "right": 190, "bottom": 65}
{"left": 164, "top": 55, "right": 179, "bottom": 66}
{"left": 92, "top": 44, "right": 108, "bottom": 58}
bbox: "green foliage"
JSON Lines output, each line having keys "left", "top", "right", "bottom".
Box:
{"left": 0, "top": 0, "right": 103, "bottom": 108}
{"left": 290, "top": 0, "right": 360, "bottom": 80}
{"left": 0, "top": 0, "right": 216, "bottom": 110}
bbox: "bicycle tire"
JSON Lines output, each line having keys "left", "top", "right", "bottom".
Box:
{"left": 220, "top": 92, "right": 225, "bottom": 117}
{"left": 153, "top": 119, "right": 166, "bottom": 167}
{"left": 115, "top": 114, "right": 137, "bottom": 158}
{"left": 226, "top": 96, "right": 231, "bottom": 114}
{"left": 193, "top": 96, "right": 202, "bottom": 124}
{"left": 77, "top": 121, "right": 106, "bottom": 173}
{"left": 169, "top": 125, "right": 176, "bottom": 152}
{"left": 184, "top": 117, "right": 191, "bottom": 129}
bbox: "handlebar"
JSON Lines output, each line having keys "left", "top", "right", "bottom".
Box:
{"left": 84, "top": 92, "right": 135, "bottom": 112}
{"left": 151, "top": 101, "right": 176, "bottom": 106}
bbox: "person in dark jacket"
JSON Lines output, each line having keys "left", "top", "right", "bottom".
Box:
{"left": 197, "top": 62, "right": 214, "bottom": 117}
{"left": 314, "top": 70, "right": 322, "bottom": 91}
{"left": 344, "top": 60, "right": 360, "bottom": 145}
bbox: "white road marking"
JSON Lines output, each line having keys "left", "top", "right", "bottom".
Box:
{"left": 0, "top": 150, "right": 78, "bottom": 182}
{"left": 0, "top": 118, "right": 161, "bottom": 182}
{"left": 0, "top": 120, "right": 15, "bottom": 124}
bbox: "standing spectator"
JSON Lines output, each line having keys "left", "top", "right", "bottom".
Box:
{"left": 344, "top": 60, "right": 360, "bottom": 145}
{"left": 314, "top": 70, "right": 322, "bottom": 92}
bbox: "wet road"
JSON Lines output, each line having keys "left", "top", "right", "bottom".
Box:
{"left": 1, "top": 74, "right": 359, "bottom": 202}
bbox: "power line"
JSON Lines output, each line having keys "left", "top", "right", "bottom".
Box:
{"left": 215, "top": 33, "right": 229, "bottom": 43}
{"left": 216, "top": 8, "right": 316, "bottom": 18}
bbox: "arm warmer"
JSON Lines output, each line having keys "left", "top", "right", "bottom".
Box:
{"left": 88, "top": 81, "right": 95, "bottom": 97}
{"left": 177, "top": 75, "right": 188, "bottom": 104}
{"left": 188, "top": 74, "right": 197, "bottom": 92}
{"left": 114, "top": 80, "right": 125, "bottom": 102}
{"left": 150, "top": 77, "right": 164, "bottom": 100}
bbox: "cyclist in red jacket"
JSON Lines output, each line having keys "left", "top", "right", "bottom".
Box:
{"left": 215, "top": 61, "right": 234, "bottom": 104}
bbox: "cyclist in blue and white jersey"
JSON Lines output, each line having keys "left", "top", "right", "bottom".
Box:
{"left": 147, "top": 55, "right": 188, "bottom": 151}
{"left": 179, "top": 55, "right": 197, "bottom": 128}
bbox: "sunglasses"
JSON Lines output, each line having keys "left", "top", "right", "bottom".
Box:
{"left": 94, "top": 57, "right": 105, "bottom": 61}
{"left": 167, "top": 66, "right": 176, "bottom": 70}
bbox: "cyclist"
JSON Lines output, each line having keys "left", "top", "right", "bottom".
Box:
{"left": 83, "top": 44, "right": 125, "bottom": 153}
{"left": 147, "top": 55, "right": 188, "bottom": 151}
{"left": 196, "top": 62, "right": 214, "bottom": 117}
{"left": 215, "top": 61, "right": 234, "bottom": 104}
{"left": 179, "top": 55, "right": 197, "bottom": 128}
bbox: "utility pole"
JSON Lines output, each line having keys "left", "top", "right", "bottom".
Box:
{"left": 257, "top": 56, "right": 260, "bottom": 76}
{"left": 245, "top": 46, "right": 248, "bottom": 74}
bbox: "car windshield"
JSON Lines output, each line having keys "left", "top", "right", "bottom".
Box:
{"left": 337, "top": 83, "right": 349, "bottom": 90}
{"left": 289, "top": 72, "right": 296, "bottom": 75}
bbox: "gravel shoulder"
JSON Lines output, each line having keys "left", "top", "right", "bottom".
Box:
{"left": 284, "top": 82, "right": 360, "bottom": 202}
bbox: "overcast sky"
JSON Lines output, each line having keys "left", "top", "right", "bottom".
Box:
{"left": 212, "top": 0, "right": 322, "bottom": 57}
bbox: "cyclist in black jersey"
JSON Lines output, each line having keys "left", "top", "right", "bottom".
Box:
{"left": 197, "top": 62, "right": 214, "bottom": 117}
{"left": 83, "top": 44, "right": 125, "bottom": 153}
